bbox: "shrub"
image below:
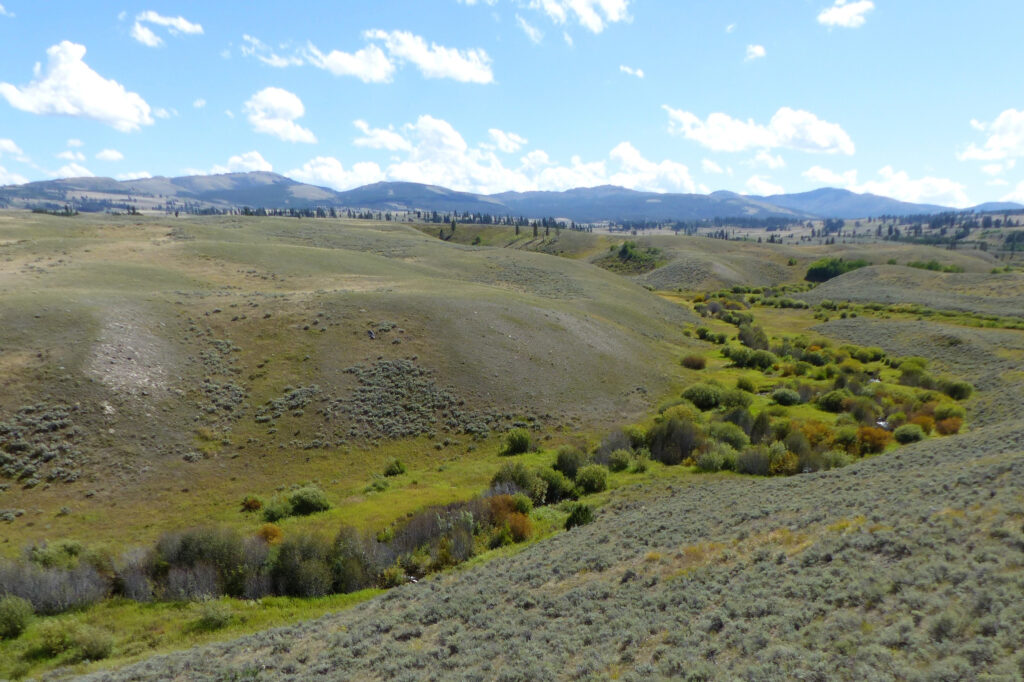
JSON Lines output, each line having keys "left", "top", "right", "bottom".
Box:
{"left": 805, "top": 257, "right": 868, "bottom": 282}
{"left": 575, "top": 465, "right": 608, "bottom": 494}
{"left": 564, "top": 503, "right": 594, "bottom": 530}
{"left": 491, "top": 462, "right": 547, "bottom": 505}
{"left": 240, "top": 495, "right": 263, "bottom": 512}
{"left": 817, "top": 389, "right": 851, "bottom": 412}
{"left": 607, "top": 449, "right": 631, "bottom": 472}
{"left": 682, "top": 384, "right": 722, "bottom": 411}
{"left": 538, "top": 468, "right": 578, "bottom": 504}
{"left": 720, "top": 388, "right": 753, "bottom": 409}
{"left": 502, "top": 428, "right": 531, "bottom": 455}
{"left": 909, "top": 415, "right": 934, "bottom": 434}
{"left": 736, "top": 377, "right": 756, "bottom": 393}
{"left": 821, "top": 449, "right": 854, "bottom": 470}
{"left": 257, "top": 523, "right": 283, "bottom": 546}
{"left": 933, "top": 403, "right": 965, "bottom": 421}
{"left": 631, "top": 449, "right": 651, "bottom": 473}
{"left": 935, "top": 417, "right": 963, "bottom": 435}
{"left": 748, "top": 350, "right": 777, "bottom": 371}
{"left": 736, "top": 446, "right": 770, "bottom": 476}
{"left": 383, "top": 459, "right": 406, "bottom": 477}
{"left": 271, "top": 534, "right": 333, "bottom": 598}
{"left": 940, "top": 379, "right": 974, "bottom": 400}
{"left": 708, "top": 421, "right": 749, "bottom": 451}
{"left": 288, "top": 485, "right": 331, "bottom": 516}
{"left": 696, "top": 444, "right": 736, "bottom": 473}
{"left": 894, "top": 424, "right": 926, "bottom": 444}
{"left": 194, "top": 599, "right": 233, "bottom": 631}
{"left": 73, "top": 625, "right": 113, "bottom": 661}
{"left": 262, "top": 497, "right": 292, "bottom": 523}
{"left": 681, "top": 354, "right": 707, "bottom": 370}
{"left": 511, "top": 493, "right": 533, "bottom": 515}
{"left": 0, "top": 595, "right": 32, "bottom": 639}
{"left": 507, "top": 513, "right": 533, "bottom": 542}
{"left": 648, "top": 417, "right": 704, "bottom": 465}
{"left": 857, "top": 426, "right": 892, "bottom": 454}
{"left": 722, "top": 407, "right": 754, "bottom": 435}
{"left": 771, "top": 388, "right": 801, "bottom": 406}
{"left": 553, "top": 445, "right": 588, "bottom": 480}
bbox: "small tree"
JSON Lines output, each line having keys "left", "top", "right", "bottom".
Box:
{"left": 575, "top": 465, "right": 608, "bottom": 494}
{"left": 502, "top": 428, "right": 531, "bottom": 455}
{"left": 564, "top": 503, "right": 594, "bottom": 530}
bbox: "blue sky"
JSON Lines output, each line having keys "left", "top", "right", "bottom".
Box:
{"left": 0, "top": 0, "right": 1022, "bottom": 207}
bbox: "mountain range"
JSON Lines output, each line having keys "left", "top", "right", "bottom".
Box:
{"left": 0, "top": 172, "right": 1019, "bottom": 222}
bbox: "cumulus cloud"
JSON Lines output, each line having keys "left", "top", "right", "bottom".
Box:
{"left": 354, "top": 119, "right": 411, "bottom": 151}
{"left": 0, "top": 41, "right": 153, "bottom": 132}
{"left": 55, "top": 162, "right": 93, "bottom": 178}
{"left": 57, "top": 150, "right": 85, "bottom": 161}
{"left": 241, "top": 35, "right": 304, "bottom": 68}
{"left": 516, "top": 14, "right": 544, "bottom": 43}
{"left": 619, "top": 65, "right": 644, "bottom": 78}
{"left": 289, "top": 114, "right": 695, "bottom": 195}
{"left": 187, "top": 151, "right": 273, "bottom": 176}
{"left": 529, "top": 0, "right": 631, "bottom": 33}
{"left": 0, "top": 139, "right": 24, "bottom": 157}
{"left": 1002, "top": 180, "right": 1024, "bottom": 203}
{"left": 67, "top": 138, "right": 83, "bottom": 147}
{"left": 817, "top": 0, "right": 874, "bottom": 28}
{"left": 745, "top": 175, "right": 784, "bottom": 195}
{"left": 488, "top": 128, "right": 528, "bottom": 153}
{"left": 752, "top": 150, "right": 785, "bottom": 169}
{"left": 116, "top": 171, "right": 152, "bottom": 180}
{"left": 802, "top": 165, "right": 970, "bottom": 207}
{"left": 0, "top": 3, "right": 12, "bottom": 17}
{"left": 96, "top": 149, "right": 124, "bottom": 161}
{"left": 980, "top": 160, "right": 1016, "bottom": 176}
{"left": 243, "top": 87, "right": 316, "bottom": 143}
{"left": 959, "top": 109, "right": 1024, "bottom": 161}
{"left": 193, "top": 98, "right": 206, "bottom": 108}
{"left": 0, "top": 166, "right": 28, "bottom": 185}
{"left": 305, "top": 42, "right": 394, "bottom": 82}
{"left": 745, "top": 44, "right": 766, "bottom": 61}
{"left": 701, "top": 159, "right": 724, "bottom": 174}
{"left": 664, "top": 105, "right": 855, "bottom": 155}
{"left": 131, "top": 10, "right": 203, "bottom": 47}
{"left": 364, "top": 30, "right": 493, "bottom": 83}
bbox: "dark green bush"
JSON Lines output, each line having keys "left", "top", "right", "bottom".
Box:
{"left": 933, "top": 404, "right": 965, "bottom": 421}
{"left": 805, "top": 257, "right": 868, "bottom": 282}
{"left": 288, "top": 485, "right": 331, "bottom": 516}
{"left": 708, "top": 421, "right": 749, "bottom": 451}
{"left": 511, "top": 493, "right": 533, "bottom": 515}
{"left": 772, "top": 388, "right": 801, "bottom": 406}
{"left": 491, "top": 462, "right": 548, "bottom": 505}
{"left": 748, "top": 350, "right": 777, "bottom": 371}
{"left": 383, "top": 459, "right": 406, "bottom": 477}
{"left": 940, "top": 379, "right": 973, "bottom": 400}
{"left": 271, "top": 533, "right": 333, "bottom": 597}
{"left": 894, "top": 424, "right": 926, "bottom": 444}
{"left": 736, "top": 446, "right": 770, "bottom": 475}
{"left": 720, "top": 388, "right": 753, "bottom": 409}
{"left": 736, "top": 377, "right": 756, "bottom": 393}
{"left": 648, "top": 417, "right": 704, "bottom": 465}
{"left": 575, "top": 465, "right": 608, "bottom": 494}
{"left": 263, "top": 497, "right": 292, "bottom": 523}
{"left": 502, "top": 428, "right": 531, "bottom": 455}
{"left": 682, "top": 384, "right": 722, "bottom": 410}
{"left": 538, "top": 467, "right": 578, "bottom": 504}
{"left": 817, "top": 389, "right": 852, "bottom": 412}
{"left": 564, "top": 503, "right": 594, "bottom": 530}
{"left": 553, "top": 445, "right": 588, "bottom": 480}
{"left": 0, "top": 595, "right": 32, "bottom": 639}
{"left": 681, "top": 354, "right": 707, "bottom": 370}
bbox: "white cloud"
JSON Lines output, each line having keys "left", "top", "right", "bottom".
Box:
{"left": 488, "top": 128, "right": 527, "bottom": 153}
{"left": 959, "top": 109, "right": 1024, "bottom": 161}
{"left": 225, "top": 110, "right": 234, "bottom": 119}
{"left": 305, "top": 42, "right": 394, "bottom": 82}
{"left": 193, "top": 98, "right": 206, "bottom": 108}
{"left": 0, "top": 4, "right": 12, "bottom": 17}
{"left": 243, "top": 87, "right": 316, "bottom": 143}
{"left": 188, "top": 151, "right": 273, "bottom": 176}
{"left": 0, "top": 139, "right": 23, "bottom": 156}
{"left": 55, "top": 162, "right": 93, "bottom": 178}
{"left": 725, "top": 23, "right": 736, "bottom": 33}
{"left": 516, "top": 14, "right": 544, "bottom": 43}
{"left": 563, "top": 31, "right": 574, "bottom": 46}
{"left": 292, "top": 114, "right": 696, "bottom": 195}
{"left": 803, "top": 165, "right": 857, "bottom": 186}
{"left": 153, "top": 107, "right": 178, "bottom": 119}
{"left": 701, "top": 159, "right": 724, "bottom": 174}
{"left": 817, "top": 0, "right": 874, "bottom": 28}
{"left": 529, "top": 0, "right": 631, "bottom": 33}
{"left": 802, "top": 165, "right": 970, "bottom": 207}
{"left": 241, "top": 35, "right": 304, "bottom": 68}
{"left": 745, "top": 44, "right": 766, "bottom": 61}
{"left": 116, "top": 171, "right": 152, "bottom": 180}
{"left": 1002, "top": 181, "right": 1024, "bottom": 203}
{"left": 364, "top": 30, "right": 493, "bottom": 83}
{"left": 57, "top": 150, "right": 85, "bottom": 161}
{"left": 746, "top": 175, "right": 784, "bottom": 195}
{"left": 608, "top": 141, "right": 695, "bottom": 193}
{"left": 752, "top": 150, "right": 785, "bottom": 169}
{"left": 131, "top": 10, "right": 203, "bottom": 47}
{"left": 288, "top": 157, "right": 385, "bottom": 190}
{"left": 980, "top": 160, "right": 1016, "bottom": 176}
{"left": 619, "top": 64, "right": 644, "bottom": 78}
{"left": 664, "top": 105, "right": 855, "bottom": 155}
{"left": 0, "top": 166, "right": 28, "bottom": 185}
{"left": 0, "top": 41, "right": 153, "bottom": 132}
{"left": 67, "top": 138, "right": 83, "bottom": 147}
{"left": 353, "top": 119, "right": 411, "bottom": 151}
{"left": 96, "top": 148, "right": 124, "bottom": 161}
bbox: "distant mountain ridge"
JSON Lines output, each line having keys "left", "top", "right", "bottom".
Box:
{"left": 1, "top": 172, "right": 1020, "bottom": 221}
